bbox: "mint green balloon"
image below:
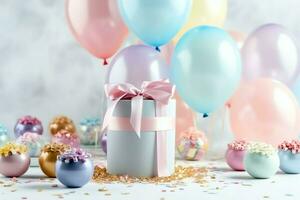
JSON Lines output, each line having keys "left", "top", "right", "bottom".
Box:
{"left": 171, "top": 26, "right": 241, "bottom": 114}
{"left": 244, "top": 152, "right": 279, "bottom": 179}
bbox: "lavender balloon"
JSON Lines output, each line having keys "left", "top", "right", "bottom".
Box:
{"left": 106, "top": 45, "right": 169, "bottom": 88}
{"left": 242, "top": 24, "right": 299, "bottom": 85}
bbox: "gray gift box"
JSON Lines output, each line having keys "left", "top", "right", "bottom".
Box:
{"left": 107, "top": 99, "right": 176, "bottom": 177}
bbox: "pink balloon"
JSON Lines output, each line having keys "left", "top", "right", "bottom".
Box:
{"left": 228, "top": 78, "right": 300, "bottom": 146}
{"left": 241, "top": 24, "right": 299, "bottom": 85}
{"left": 65, "top": 0, "right": 128, "bottom": 65}
{"left": 175, "top": 93, "right": 195, "bottom": 144}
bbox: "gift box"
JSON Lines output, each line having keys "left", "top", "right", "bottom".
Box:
{"left": 102, "top": 80, "right": 176, "bottom": 177}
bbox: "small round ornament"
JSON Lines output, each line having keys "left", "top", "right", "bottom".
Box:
{"left": 100, "top": 131, "right": 107, "bottom": 154}
{"left": 16, "top": 132, "right": 45, "bottom": 157}
{"left": 56, "top": 148, "right": 93, "bottom": 188}
{"left": 39, "top": 143, "right": 70, "bottom": 178}
{"left": 0, "top": 143, "right": 30, "bottom": 177}
{"left": 49, "top": 115, "right": 76, "bottom": 136}
{"left": 278, "top": 140, "right": 300, "bottom": 174}
{"left": 177, "top": 127, "right": 208, "bottom": 161}
{"left": 226, "top": 140, "right": 248, "bottom": 171}
{"left": 79, "top": 118, "right": 101, "bottom": 145}
{"left": 14, "top": 115, "right": 43, "bottom": 138}
{"left": 244, "top": 142, "right": 279, "bottom": 179}
{"left": 0, "top": 124, "right": 10, "bottom": 146}
{"left": 52, "top": 130, "right": 80, "bottom": 148}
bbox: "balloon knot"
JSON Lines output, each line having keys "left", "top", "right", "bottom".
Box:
{"left": 226, "top": 103, "right": 231, "bottom": 108}
{"left": 103, "top": 59, "right": 108, "bottom": 66}
{"left": 203, "top": 113, "right": 209, "bottom": 118}
{"left": 155, "top": 46, "right": 161, "bottom": 52}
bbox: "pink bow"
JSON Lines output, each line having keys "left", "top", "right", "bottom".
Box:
{"left": 102, "top": 80, "right": 175, "bottom": 138}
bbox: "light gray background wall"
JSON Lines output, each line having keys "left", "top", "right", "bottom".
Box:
{"left": 0, "top": 0, "right": 299, "bottom": 136}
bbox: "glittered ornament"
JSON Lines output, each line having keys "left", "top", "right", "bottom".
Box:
{"left": 52, "top": 130, "right": 80, "bottom": 148}
{"left": 177, "top": 127, "right": 208, "bottom": 161}
{"left": 79, "top": 118, "right": 101, "bottom": 145}
{"left": 225, "top": 140, "right": 248, "bottom": 171}
{"left": 278, "top": 140, "right": 300, "bottom": 174}
{"left": 0, "top": 143, "right": 30, "bottom": 177}
{"left": 39, "top": 143, "right": 70, "bottom": 178}
{"left": 16, "top": 132, "right": 45, "bottom": 157}
{"left": 14, "top": 115, "right": 43, "bottom": 138}
{"left": 244, "top": 142, "right": 279, "bottom": 179}
{"left": 49, "top": 115, "right": 76, "bottom": 136}
{"left": 56, "top": 149, "right": 93, "bottom": 188}
{"left": 0, "top": 124, "right": 10, "bottom": 146}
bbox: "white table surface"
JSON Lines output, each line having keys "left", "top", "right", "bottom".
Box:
{"left": 0, "top": 151, "right": 299, "bottom": 200}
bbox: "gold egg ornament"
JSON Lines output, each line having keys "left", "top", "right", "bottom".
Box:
{"left": 39, "top": 143, "right": 70, "bottom": 178}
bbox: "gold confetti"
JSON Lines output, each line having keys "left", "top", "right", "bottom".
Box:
{"left": 105, "top": 193, "right": 111, "bottom": 196}
{"left": 93, "top": 165, "right": 208, "bottom": 184}
{"left": 84, "top": 193, "right": 89, "bottom": 195}
{"left": 98, "top": 188, "right": 108, "bottom": 192}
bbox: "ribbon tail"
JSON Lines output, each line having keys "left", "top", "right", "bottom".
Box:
{"left": 102, "top": 94, "right": 126, "bottom": 132}
{"left": 130, "top": 95, "right": 144, "bottom": 138}
{"left": 156, "top": 102, "right": 169, "bottom": 177}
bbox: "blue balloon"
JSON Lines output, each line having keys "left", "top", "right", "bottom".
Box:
{"left": 171, "top": 26, "right": 242, "bottom": 114}
{"left": 118, "top": 0, "right": 192, "bottom": 48}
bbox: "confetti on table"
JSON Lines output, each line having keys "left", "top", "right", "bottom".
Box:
{"left": 93, "top": 165, "right": 208, "bottom": 184}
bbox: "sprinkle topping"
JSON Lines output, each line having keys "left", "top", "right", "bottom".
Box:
{"left": 80, "top": 118, "right": 101, "bottom": 126}
{"left": 17, "top": 132, "right": 42, "bottom": 143}
{"left": 18, "top": 115, "right": 41, "bottom": 125}
{"left": 58, "top": 148, "right": 91, "bottom": 163}
{"left": 41, "top": 143, "right": 70, "bottom": 153}
{"left": 247, "top": 142, "right": 276, "bottom": 156}
{"left": 0, "top": 143, "right": 28, "bottom": 157}
{"left": 228, "top": 140, "right": 248, "bottom": 151}
{"left": 278, "top": 140, "right": 300, "bottom": 154}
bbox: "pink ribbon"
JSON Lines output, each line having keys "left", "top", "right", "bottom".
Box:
{"left": 102, "top": 80, "right": 175, "bottom": 177}
{"left": 102, "top": 80, "right": 175, "bottom": 138}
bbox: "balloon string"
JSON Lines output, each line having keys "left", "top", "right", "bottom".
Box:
{"left": 103, "top": 58, "right": 108, "bottom": 66}
{"left": 155, "top": 46, "right": 161, "bottom": 52}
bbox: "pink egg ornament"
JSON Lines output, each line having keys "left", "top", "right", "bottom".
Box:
{"left": 225, "top": 140, "right": 248, "bottom": 171}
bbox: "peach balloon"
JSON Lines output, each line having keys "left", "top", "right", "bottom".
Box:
{"left": 65, "top": 0, "right": 128, "bottom": 65}
{"left": 175, "top": 93, "right": 196, "bottom": 144}
{"left": 228, "top": 78, "right": 300, "bottom": 146}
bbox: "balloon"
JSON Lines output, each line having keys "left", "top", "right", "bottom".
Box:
{"left": 228, "top": 30, "right": 246, "bottom": 49}
{"left": 171, "top": 26, "right": 242, "bottom": 114}
{"left": 124, "top": 33, "right": 175, "bottom": 64}
{"left": 106, "top": 45, "right": 169, "bottom": 88}
{"left": 242, "top": 24, "right": 299, "bottom": 85}
{"left": 175, "top": 93, "right": 196, "bottom": 144}
{"left": 118, "top": 0, "right": 192, "bottom": 48}
{"left": 65, "top": 0, "right": 128, "bottom": 65}
{"left": 229, "top": 78, "right": 300, "bottom": 146}
{"left": 174, "top": 0, "right": 228, "bottom": 43}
